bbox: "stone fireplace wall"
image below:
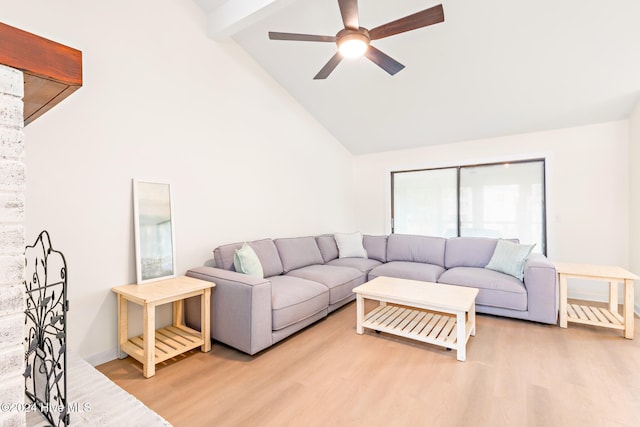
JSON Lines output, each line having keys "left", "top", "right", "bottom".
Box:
{"left": 0, "top": 64, "right": 26, "bottom": 426}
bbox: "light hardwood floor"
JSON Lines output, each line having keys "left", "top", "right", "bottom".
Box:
{"left": 97, "top": 300, "right": 640, "bottom": 427}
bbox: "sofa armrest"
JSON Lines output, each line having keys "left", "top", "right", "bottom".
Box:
{"left": 185, "top": 266, "right": 273, "bottom": 355}
{"left": 523, "top": 253, "right": 558, "bottom": 324}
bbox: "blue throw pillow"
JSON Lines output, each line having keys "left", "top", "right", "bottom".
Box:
{"left": 485, "top": 239, "right": 535, "bottom": 281}
{"left": 233, "top": 243, "right": 264, "bottom": 278}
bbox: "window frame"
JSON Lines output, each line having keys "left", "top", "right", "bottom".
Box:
{"left": 391, "top": 158, "right": 547, "bottom": 255}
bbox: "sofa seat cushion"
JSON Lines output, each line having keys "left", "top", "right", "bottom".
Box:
{"left": 368, "top": 261, "right": 445, "bottom": 283}
{"left": 286, "top": 265, "right": 366, "bottom": 305}
{"left": 269, "top": 275, "right": 329, "bottom": 331}
{"left": 327, "top": 257, "right": 382, "bottom": 274}
{"left": 438, "top": 266, "right": 527, "bottom": 311}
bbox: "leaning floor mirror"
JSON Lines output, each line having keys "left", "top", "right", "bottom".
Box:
{"left": 133, "top": 179, "right": 176, "bottom": 284}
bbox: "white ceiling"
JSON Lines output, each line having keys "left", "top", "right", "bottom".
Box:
{"left": 195, "top": 0, "right": 640, "bottom": 155}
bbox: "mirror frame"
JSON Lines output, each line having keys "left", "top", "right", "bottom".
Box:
{"left": 132, "top": 179, "right": 177, "bottom": 284}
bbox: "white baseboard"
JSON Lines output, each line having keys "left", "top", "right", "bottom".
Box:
{"left": 84, "top": 348, "right": 119, "bottom": 367}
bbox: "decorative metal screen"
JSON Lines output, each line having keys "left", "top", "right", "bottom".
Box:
{"left": 24, "top": 230, "right": 69, "bottom": 426}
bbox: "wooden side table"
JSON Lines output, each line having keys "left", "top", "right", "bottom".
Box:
{"left": 555, "top": 262, "right": 638, "bottom": 339}
{"left": 112, "top": 275, "right": 215, "bottom": 377}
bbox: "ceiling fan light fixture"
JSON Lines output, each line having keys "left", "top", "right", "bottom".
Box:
{"left": 337, "top": 32, "right": 369, "bottom": 58}
{"left": 268, "top": 2, "right": 445, "bottom": 79}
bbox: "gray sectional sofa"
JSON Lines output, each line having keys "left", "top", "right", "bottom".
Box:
{"left": 185, "top": 233, "right": 558, "bottom": 355}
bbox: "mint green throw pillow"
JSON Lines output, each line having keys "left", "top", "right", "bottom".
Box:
{"left": 233, "top": 243, "right": 264, "bottom": 278}
{"left": 485, "top": 239, "right": 535, "bottom": 281}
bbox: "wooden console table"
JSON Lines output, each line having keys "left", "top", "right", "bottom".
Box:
{"left": 112, "top": 276, "right": 215, "bottom": 378}
{"left": 555, "top": 262, "right": 638, "bottom": 339}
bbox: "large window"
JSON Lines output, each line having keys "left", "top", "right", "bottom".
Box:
{"left": 392, "top": 159, "right": 546, "bottom": 254}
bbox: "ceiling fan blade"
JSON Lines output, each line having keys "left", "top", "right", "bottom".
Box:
{"left": 314, "top": 52, "right": 343, "bottom": 80}
{"left": 268, "top": 32, "right": 336, "bottom": 42}
{"left": 364, "top": 46, "right": 405, "bottom": 75}
{"left": 369, "top": 4, "right": 444, "bottom": 40}
{"left": 338, "top": 0, "right": 359, "bottom": 30}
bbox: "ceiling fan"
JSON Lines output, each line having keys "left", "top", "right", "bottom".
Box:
{"left": 268, "top": 0, "right": 444, "bottom": 79}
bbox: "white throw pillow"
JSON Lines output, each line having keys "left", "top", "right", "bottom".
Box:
{"left": 485, "top": 239, "right": 535, "bottom": 281}
{"left": 334, "top": 232, "right": 368, "bottom": 259}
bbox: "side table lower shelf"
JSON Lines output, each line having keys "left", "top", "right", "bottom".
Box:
{"left": 122, "top": 325, "right": 205, "bottom": 365}
{"left": 566, "top": 303, "right": 624, "bottom": 330}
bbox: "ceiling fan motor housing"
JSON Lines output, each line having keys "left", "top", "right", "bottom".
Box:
{"left": 336, "top": 28, "right": 370, "bottom": 57}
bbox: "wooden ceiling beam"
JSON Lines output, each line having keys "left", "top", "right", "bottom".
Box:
{"left": 0, "top": 22, "right": 82, "bottom": 125}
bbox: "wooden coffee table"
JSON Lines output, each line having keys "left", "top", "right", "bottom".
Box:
{"left": 353, "top": 276, "right": 479, "bottom": 361}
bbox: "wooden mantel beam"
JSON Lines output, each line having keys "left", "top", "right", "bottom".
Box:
{"left": 0, "top": 22, "right": 82, "bottom": 125}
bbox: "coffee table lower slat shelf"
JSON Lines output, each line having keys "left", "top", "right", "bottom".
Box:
{"left": 363, "top": 305, "right": 469, "bottom": 349}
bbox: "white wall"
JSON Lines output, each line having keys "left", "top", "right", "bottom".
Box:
{"left": 354, "top": 121, "right": 631, "bottom": 301}
{"left": 629, "top": 101, "right": 640, "bottom": 313}
{"left": 3, "top": 0, "right": 355, "bottom": 363}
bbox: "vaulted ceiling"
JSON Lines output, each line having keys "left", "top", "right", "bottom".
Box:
{"left": 194, "top": 0, "right": 640, "bottom": 154}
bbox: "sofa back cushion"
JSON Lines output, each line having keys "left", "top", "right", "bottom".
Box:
{"left": 386, "top": 234, "right": 446, "bottom": 267}
{"left": 363, "top": 235, "right": 388, "bottom": 262}
{"left": 444, "top": 237, "right": 499, "bottom": 269}
{"left": 214, "top": 242, "right": 241, "bottom": 271}
{"left": 444, "top": 237, "right": 522, "bottom": 269}
{"left": 214, "top": 239, "right": 284, "bottom": 277}
{"left": 316, "top": 235, "right": 339, "bottom": 263}
{"left": 274, "top": 237, "right": 324, "bottom": 273}
{"left": 250, "top": 239, "right": 285, "bottom": 277}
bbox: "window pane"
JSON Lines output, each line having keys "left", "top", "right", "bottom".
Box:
{"left": 459, "top": 162, "right": 544, "bottom": 252}
{"left": 393, "top": 168, "right": 457, "bottom": 237}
